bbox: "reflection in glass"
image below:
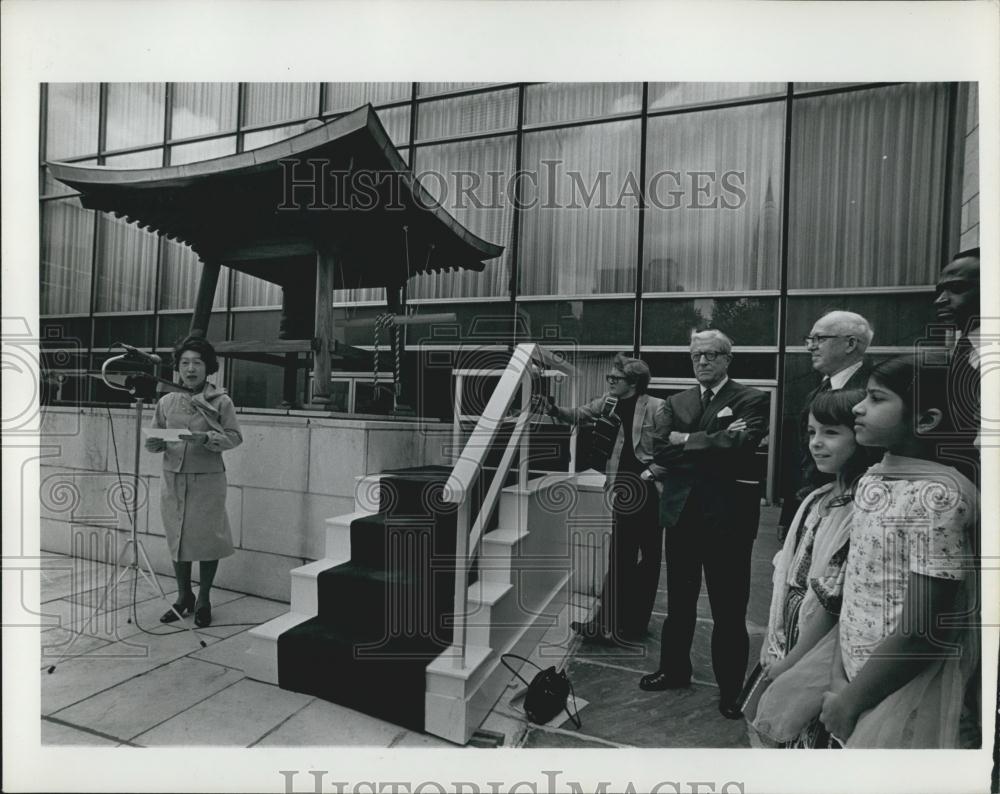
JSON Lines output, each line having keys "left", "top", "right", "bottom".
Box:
{"left": 169, "top": 137, "right": 237, "bottom": 165}
{"left": 232, "top": 272, "right": 282, "bottom": 307}
{"left": 103, "top": 149, "right": 164, "bottom": 168}
{"left": 524, "top": 83, "right": 642, "bottom": 125}
{"left": 519, "top": 120, "right": 640, "bottom": 296}
{"left": 517, "top": 300, "right": 634, "bottom": 346}
{"left": 160, "top": 241, "right": 228, "bottom": 310}
{"left": 243, "top": 123, "right": 312, "bottom": 151}
{"left": 324, "top": 82, "right": 410, "bottom": 113}
{"left": 105, "top": 83, "right": 166, "bottom": 151}
{"left": 170, "top": 83, "right": 238, "bottom": 139}
{"left": 642, "top": 297, "right": 778, "bottom": 346}
{"left": 45, "top": 83, "right": 100, "bottom": 160}
{"left": 648, "top": 83, "right": 784, "bottom": 110}
{"left": 643, "top": 103, "right": 783, "bottom": 292}
{"left": 788, "top": 83, "right": 951, "bottom": 288}
{"left": 41, "top": 198, "right": 95, "bottom": 315}
{"left": 417, "top": 82, "right": 492, "bottom": 97}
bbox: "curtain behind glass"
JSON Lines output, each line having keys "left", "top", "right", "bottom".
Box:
{"left": 648, "top": 83, "right": 784, "bottom": 110}
{"left": 45, "top": 83, "right": 100, "bottom": 160}
{"left": 788, "top": 83, "right": 950, "bottom": 288}
{"left": 643, "top": 103, "right": 784, "bottom": 293}
{"left": 548, "top": 352, "right": 616, "bottom": 408}
{"left": 524, "top": 83, "right": 643, "bottom": 126}
{"left": 244, "top": 84, "right": 319, "bottom": 127}
{"left": 159, "top": 241, "right": 227, "bottom": 310}
{"left": 416, "top": 89, "right": 517, "bottom": 141}
{"left": 105, "top": 83, "right": 166, "bottom": 152}
{"left": 93, "top": 215, "right": 158, "bottom": 312}
{"left": 324, "top": 82, "right": 410, "bottom": 113}
{"left": 409, "top": 136, "right": 515, "bottom": 299}
{"left": 170, "top": 83, "right": 238, "bottom": 140}
{"left": 41, "top": 198, "right": 95, "bottom": 314}
{"left": 232, "top": 272, "right": 282, "bottom": 307}
{"left": 519, "top": 119, "right": 640, "bottom": 296}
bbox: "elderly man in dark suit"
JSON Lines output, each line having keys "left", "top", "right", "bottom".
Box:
{"left": 638, "top": 330, "right": 769, "bottom": 718}
{"left": 777, "top": 310, "right": 873, "bottom": 536}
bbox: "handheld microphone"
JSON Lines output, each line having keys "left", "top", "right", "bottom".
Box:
{"left": 116, "top": 342, "right": 162, "bottom": 365}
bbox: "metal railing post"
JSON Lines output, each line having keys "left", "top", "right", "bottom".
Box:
{"left": 452, "top": 498, "right": 471, "bottom": 668}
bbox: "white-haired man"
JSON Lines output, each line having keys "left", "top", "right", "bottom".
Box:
{"left": 638, "top": 330, "right": 769, "bottom": 718}
{"left": 777, "top": 310, "right": 873, "bottom": 534}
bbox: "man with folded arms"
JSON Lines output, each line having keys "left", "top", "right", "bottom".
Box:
{"left": 638, "top": 330, "right": 769, "bottom": 719}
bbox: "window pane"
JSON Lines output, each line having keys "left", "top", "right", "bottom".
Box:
{"left": 788, "top": 83, "right": 950, "bottom": 288}
{"left": 642, "top": 296, "right": 778, "bottom": 346}
{"left": 643, "top": 103, "right": 784, "bottom": 292}
{"left": 524, "top": 83, "right": 642, "bottom": 125}
{"left": 170, "top": 83, "right": 238, "bottom": 139}
{"left": 785, "top": 293, "right": 934, "bottom": 349}
{"left": 232, "top": 272, "right": 282, "bottom": 307}
{"left": 416, "top": 89, "right": 518, "bottom": 141}
{"left": 105, "top": 83, "right": 166, "bottom": 151}
{"left": 376, "top": 106, "right": 410, "bottom": 150}
{"left": 648, "top": 82, "right": 784, "bottom": 110}
{"left": 41, "top": 198, "right": 95, "bottom": 315}
{"left": 243, "top": 123, "right": 312, "bottom": 151}
{"left": 93, "top": 214, "right": 158, "bottom": 312}
{"left": 169, "top": 136, "right": 237, "bottom": 165}
{"left": 517, "top": 299, "right": 634, "bottom": 346}
{"left": 45, "top": 83, "right": 100, "bottom": 160}
{"left": 417, "top": 82, "right": 492, "bottom": 97}
{"left": 409, "top": 136, "right": 515, "bottom": 299}
{"left": 158, "top": 312, "right": 226, "bottom": 347}
{"left": 159, "top": 242, "right": 228, "bottom": 310}
{"left": 643, "top": 351, "right": 776, "bottom": 381}
{"left": 244, "top": 83, "right": 319, "bottom": 127}
{"left": 793, "top": 82, "right": 868, "bottom": 94}
{"left": 519, "top": 119, "right": 640, "bottom": 296}
{"left": 406, "top": 302, "right": 516, "bottom": 346}
{"left": 103, "top": 149, "right": 163, "bottom": 168}
{"left": 93, "top": 316, "right": 155, "bottom": 349}
{"left": 324, "top": 82, "right": 410, "bottom": 113}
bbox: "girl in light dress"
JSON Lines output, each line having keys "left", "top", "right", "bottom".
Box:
{"left": 819, "top": 354, "right": 979, "bottom": 747}
{"left": 749, "top": 389, "right": 871, "bottom": 747}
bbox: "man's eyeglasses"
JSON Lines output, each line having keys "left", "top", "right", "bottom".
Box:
{"left": 605, "top": 374, "right": 627, "bottom": 384}
{"left": 803, "top": 334, "right": 849, "bottom": 347}
{"left": 689, "top": 351, "right": 725, "bottom": 362}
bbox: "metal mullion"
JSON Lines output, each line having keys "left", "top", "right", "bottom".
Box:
{"left": 415, "top": 83, "right": 518, "bottom": 102}
{"left": 632, "top": 82, "right": 649, "bottom": 357}
{"left": 96, "top": 84, "right": 108, "bottom": 164}
{"left": 773, "top": 83, "right": 795, "bottom": 500}
{"left": 318, "top": 82, "right": 328, "bottom": 118}
{"left": 167, "top": 130, "right": 240, "bottom": 148}
{"left": 411, "top": 128, "right": 518, "bottom": 150}
{"left": 508, "top": 83, "right": 525, "bottom": 347}
{"left": 407, "top": 83, "right": 418, "bottom": 169}
{"left": 518, "top": 111, "right": 644, "bottom": 137}
{"left": 39, "top": 84, "right": 49, "bottom": 196}
{"left": 235, "top": 83, "right": 246, "bottom": 154}
{"left": 790, "top": 81, "right": 901, "bottom": 100}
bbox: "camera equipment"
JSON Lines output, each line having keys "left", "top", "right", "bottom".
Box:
{"left": 587, "top": 396, "right": 621, "bottom": 471}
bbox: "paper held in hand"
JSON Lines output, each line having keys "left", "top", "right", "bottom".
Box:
{"left": 142, "top": 428, "right": 188, "bottom": 442}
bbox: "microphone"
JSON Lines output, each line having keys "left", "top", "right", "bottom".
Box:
{"left": 116, "top": 342, "right": 162, "bottom": 365}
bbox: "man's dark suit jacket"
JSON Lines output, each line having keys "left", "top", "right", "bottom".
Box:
{"left": 648, "top": 379, "right": 770, "bottom": 533}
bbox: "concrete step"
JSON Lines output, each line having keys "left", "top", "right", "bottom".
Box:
{"left": 244, "top": 611, "right": 314, "bottom": 684}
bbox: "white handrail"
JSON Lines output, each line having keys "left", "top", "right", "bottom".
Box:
{"left": 445, "top": 342, "right": 570, "bottom": 668}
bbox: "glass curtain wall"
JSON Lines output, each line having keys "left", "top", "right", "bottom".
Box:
{"left": 39, "top": 81, "right": 971, "bottom": 458}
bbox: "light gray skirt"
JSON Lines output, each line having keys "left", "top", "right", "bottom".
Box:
{"left": 160, "top": 471, "right": 235, "bottom": 562}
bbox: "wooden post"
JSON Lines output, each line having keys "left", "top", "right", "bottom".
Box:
{"left": 312, "top": 245, "right": 336, "bottom": 407}
{"left": 189, "top": 260, "right": 222, "bottom": 339}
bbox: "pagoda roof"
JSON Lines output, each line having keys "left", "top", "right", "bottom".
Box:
{"left": 47, "top": 105, "right": 503, "bottom": 289}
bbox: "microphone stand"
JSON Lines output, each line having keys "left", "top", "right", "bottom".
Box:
{"left": 47, "top": 353, "right": 207, "bottom": 673}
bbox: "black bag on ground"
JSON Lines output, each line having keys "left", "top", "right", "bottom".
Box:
{"left": 501, "top": 653, "right": 582, "bottom": 728}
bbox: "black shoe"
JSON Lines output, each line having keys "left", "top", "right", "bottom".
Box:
{"left": 160, "top": 593, "right": 195, "bottom": 623}
{"left": 194, "top": 604, "right": 212, "bottom": 628}
{"left": 639, "top": 671, "right": 691, "bottom": 691}
{"left": 718, "top": 697, "right": 743, "bottom": 720}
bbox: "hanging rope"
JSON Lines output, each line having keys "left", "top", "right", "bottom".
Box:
{"left": 372, "top": 312, "right": 395, "bottom": 390}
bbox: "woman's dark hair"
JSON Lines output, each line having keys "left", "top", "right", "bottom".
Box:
{"left": 868, "top": 353, "right": 954, "bottom": 436}
{"left": 172, "top": 336, "right": 219, "bottom": 375}
{"left": 612, "top": 352, "right": 651, "bottom": 394}
{"left": 808, "top": 388, "right": 876, "bottom": 496}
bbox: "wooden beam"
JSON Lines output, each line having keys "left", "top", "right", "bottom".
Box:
{"left": 189, "top": 260, "right": 222, "bottom": 338}
{"left": 312, "top": 245, "right": 337, "bottom": 406}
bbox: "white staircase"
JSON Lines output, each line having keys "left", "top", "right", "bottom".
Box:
{"left": 245, "top": 344, "right": 579, "bottom": 744}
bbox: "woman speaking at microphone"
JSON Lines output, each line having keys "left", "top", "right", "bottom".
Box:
{"left": 144, "top": 337, "right": 242, "bottom": 628}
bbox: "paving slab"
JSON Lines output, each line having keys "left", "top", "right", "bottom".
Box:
{"left": 134, "top": 677, "right": 312, "bottom": 747}
{"left": 53, "top": 657, "right": 242, "bottom": 741}
{"left": 253, "top": 697, "right": 408, "bottom": 747}
{"left": 42, "top": 718, "right": 121, "bottom": 746}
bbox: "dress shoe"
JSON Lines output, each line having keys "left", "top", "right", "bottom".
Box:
{"left": 639, "top": 671, "right": 691, "bottom": 691}
{"left": 718, "top": 697, "right": 743, "bottom": 720}
{"left": 194, "top": 604, "right": 212, "bottom": 628}
{"left": 160, "top": 593, "right": 195, "bottom": 623}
